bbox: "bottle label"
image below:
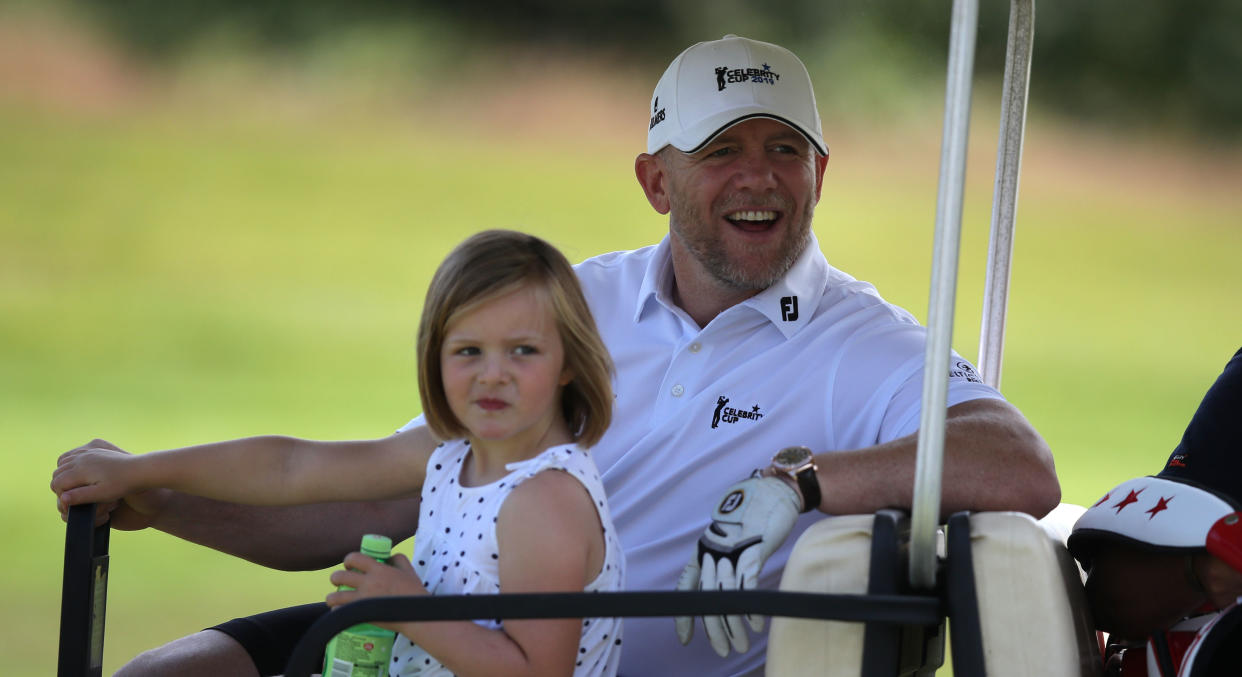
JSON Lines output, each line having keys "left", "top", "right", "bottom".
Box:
{"left": 324, "top": 626, "right": 395, "bottom": 677}
{"left": 323, "top": 536, "right": 398, "bottom": 676}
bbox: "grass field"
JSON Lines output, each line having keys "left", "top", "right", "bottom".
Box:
{"left": 4, "top": 33, "right": 1242, "bottom": 674}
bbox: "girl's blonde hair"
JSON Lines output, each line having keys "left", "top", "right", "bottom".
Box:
{"left": 417, "top": 230, "right": 614, "bottom": 447}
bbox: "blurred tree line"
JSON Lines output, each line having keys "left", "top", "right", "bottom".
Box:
{"left": 72, "top": 0, "right": 1242, "bottom": 135}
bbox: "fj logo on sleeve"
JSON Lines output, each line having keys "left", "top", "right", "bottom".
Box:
{"left": 780, "top": 296, "right": 799, "bottom": 322}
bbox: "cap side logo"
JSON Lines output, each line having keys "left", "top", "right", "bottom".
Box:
{"left": 650, "top": 95, "right": 666, "bottom": 130}
{"left": 715, "top": 62, "right": 781, "bottom": 91}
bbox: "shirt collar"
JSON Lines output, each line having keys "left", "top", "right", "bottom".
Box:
{"left": 633, "top": 236, "right": 676, "bottom": 323}
{"left": 741, "top": 231, "right": 827, "bottom": 338}
{"left": 633, "top": 232, "right": 828, "bottom": 338}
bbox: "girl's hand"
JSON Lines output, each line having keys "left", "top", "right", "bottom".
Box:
{"left": 326, "top": 552, "right": 427, "bottom": 611}
{"left": 51, "top": 441, "right": 139, "bottom": 512}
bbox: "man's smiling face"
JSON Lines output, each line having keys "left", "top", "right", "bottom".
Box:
{"left": 661, "top": 117, "right": 826, "bottom": 292}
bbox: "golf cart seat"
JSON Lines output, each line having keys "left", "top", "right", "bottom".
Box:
{"left": 768, "top": 511, "right": 942, "bottom": 676}
{"left": 769, "top": 506, "right": 1103, "bottom": 677}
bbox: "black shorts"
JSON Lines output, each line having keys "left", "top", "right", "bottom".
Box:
{"left": 209, "top": 602, "right": 330, "bottom": 676}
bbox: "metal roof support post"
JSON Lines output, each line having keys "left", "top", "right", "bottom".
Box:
{"left": 909, "top": 0, "right": 979, "bottom": 590}
{"left": 977, "top": 0, "right": 1035, "bottom": 389}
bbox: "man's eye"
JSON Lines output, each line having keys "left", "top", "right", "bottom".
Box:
{"left": 708, "top": 147, "right": 732, "bottom": 158}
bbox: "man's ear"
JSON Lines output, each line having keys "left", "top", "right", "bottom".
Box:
{"left": 635, "top": 152, "right": 671, "bottom": 215}
{"left": 812, "top": 151, "right": 829, "bottom": 203}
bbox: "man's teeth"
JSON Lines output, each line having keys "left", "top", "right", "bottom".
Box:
{"left": 728, "top": 210, "right": 778, "bottom": 222}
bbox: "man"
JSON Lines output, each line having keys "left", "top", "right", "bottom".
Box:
{"left": 1068, "top": 347, "right": 1242, "bottom": 675}
{"left": 75, "top": 35, "right": 1058, "bottom": 676}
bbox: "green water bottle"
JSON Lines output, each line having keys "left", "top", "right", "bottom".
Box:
{"left": 322, "top": 534, "right": 397, "bottom": 677}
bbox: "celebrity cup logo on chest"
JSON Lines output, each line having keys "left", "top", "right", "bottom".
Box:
{"left": 711, "top": 395, "right": 765, "bottom": 429}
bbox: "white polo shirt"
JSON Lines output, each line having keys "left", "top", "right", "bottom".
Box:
{"left": 403, "top": 233, "right": 1003, "bottom": 676}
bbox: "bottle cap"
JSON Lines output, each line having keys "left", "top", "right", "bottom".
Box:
{"left": 360, "top": 534, "right": 392, "bottom": 559}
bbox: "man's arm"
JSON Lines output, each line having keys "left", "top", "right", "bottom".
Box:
{"left": 677, "top": 398, "right": 1059, "bottom": 656}
{"left": 136, "top": 491, "right": 423, "bottom": 571}
{"left": 813, "top": 398, "right": 1060, "bottom": 519}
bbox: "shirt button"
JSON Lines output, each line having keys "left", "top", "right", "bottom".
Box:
{"left": 671, "top": 384, "right": 685, "bottom": 397}
{"left": 688, "top": 342, "right": 702, "bottom": 353}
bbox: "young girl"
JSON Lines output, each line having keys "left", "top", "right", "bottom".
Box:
{"left": 53, "top": 229, "right": 625, "bottom": 677}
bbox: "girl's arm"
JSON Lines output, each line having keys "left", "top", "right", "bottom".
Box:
{"left": 329, "top": 470, "right": 605, "bottom": 677}
{"left": 51, "top": 426, "right": 436, "bottom": 508}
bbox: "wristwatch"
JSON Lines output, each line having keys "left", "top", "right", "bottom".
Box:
{"left": 770, "top": 445, "right": 821, "bottom": 513}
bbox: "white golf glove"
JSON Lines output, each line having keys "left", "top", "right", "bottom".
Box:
{"left": 675, "top": 474, "right": 801, "bottom": 656}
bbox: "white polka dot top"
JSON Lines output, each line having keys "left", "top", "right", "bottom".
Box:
{"left": 388, "top": 439, "right": 625, "bottom": 676}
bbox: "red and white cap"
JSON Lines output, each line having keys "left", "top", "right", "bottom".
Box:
{"left": 646, "top": 35, "right": 828, "bottom": 156}
{"left": 1068, "top": 476, "right": 1242, "bottom": 574}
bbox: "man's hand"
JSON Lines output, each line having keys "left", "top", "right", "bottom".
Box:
{"left": 675, "top": 475, "right": 801, "bottom": 656}
{"left": 105, "top": 487, "right": 171, "bottom": 531}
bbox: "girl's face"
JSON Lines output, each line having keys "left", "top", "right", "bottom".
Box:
{"left": 440, "top": 285, "right": 572, "bottom": 456}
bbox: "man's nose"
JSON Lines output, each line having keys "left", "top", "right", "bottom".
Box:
{"left": 732, "top": 148, "right": 779, "bottom": 191}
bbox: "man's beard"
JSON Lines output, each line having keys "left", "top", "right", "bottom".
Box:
{"left": 669, "top": 197, "right": 813, "bottom": 291}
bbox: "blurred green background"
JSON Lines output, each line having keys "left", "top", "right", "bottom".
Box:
{"left": 4, "top": 1, "right": 1241, "bottom": 674}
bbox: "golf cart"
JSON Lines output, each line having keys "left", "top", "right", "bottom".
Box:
{"left": 57, "top": 1, "right": 1108, "bottom": 675}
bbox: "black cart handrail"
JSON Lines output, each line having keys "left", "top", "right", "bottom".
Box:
{"left": 283, "top": 589, "right": 945, "bottom": 677}
{"left": 58, "top": 504, "right": 983, "bottom": 677}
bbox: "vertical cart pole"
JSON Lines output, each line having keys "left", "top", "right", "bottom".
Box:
{"left": 978, "top": 0, "right": 1036, "bottom": 390}
{"left": 58, "top": 504, "right": 109, "bottom": 677}
{"left": 909, "top": 0, "right": 979, "bottom": 590}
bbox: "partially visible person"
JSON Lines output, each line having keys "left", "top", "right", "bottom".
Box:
{"left": 52, "top": 35, "right": 1059, "bottom": 676}
{"left": 1068, "top": 347, "right": 1242, "bottom": 676}
{"left": 54, "top": 230, "right": 625, "bottom": 677}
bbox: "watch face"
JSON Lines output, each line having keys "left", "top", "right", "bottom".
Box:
{"left": 774, "top": 445, "right": 812, "bottom": 469}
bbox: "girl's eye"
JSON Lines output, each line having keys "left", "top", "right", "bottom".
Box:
{"left": 455, "top": 346, "right": 480, "bottom": 356}
{"left": 513, "top": 345, "right": 538, "bottom": 356}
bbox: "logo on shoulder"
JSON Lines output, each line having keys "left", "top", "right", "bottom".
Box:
{"left": 1168, "top": 453, "right": 1188, "bottom": 469}
{"left": 949, "top": 360, "right": 982, "bottom": 383}
{"left": 715, "top": 63, "right": 781, "bottom": 92}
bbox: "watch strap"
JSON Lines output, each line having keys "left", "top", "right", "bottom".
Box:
{"left": 794, "top": 466, "right": 821, "bottom": 513}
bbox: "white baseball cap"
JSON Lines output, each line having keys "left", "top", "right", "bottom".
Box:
{"left": 646, "top": 34, "right": 828, "bottom": 157}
